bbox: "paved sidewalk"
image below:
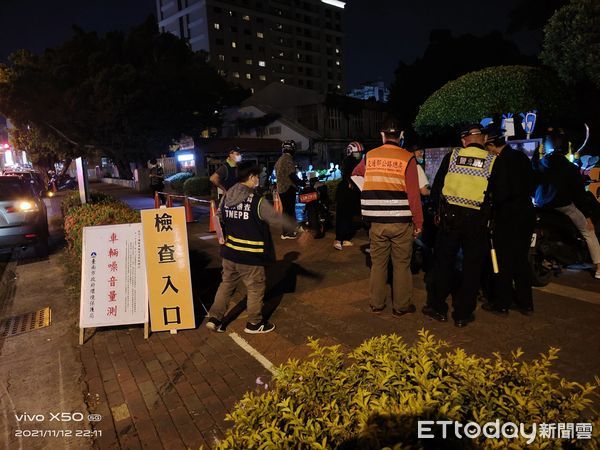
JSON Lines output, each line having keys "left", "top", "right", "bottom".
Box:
{"left": 54, "top": 183, "right": 600, "bottom": 448}
{"left": 0, "top": 195, "right": 92, "bottom": 450}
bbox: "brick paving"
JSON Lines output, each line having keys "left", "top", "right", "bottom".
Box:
{"left": 81, "top": 326, "right": 270, "bottom": 449}
{"left": 78, "top": 183, "right": 600, "bottom": 449}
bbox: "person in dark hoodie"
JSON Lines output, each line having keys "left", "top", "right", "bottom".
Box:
{"left": 533, "top": 128, "right": 600, "bottom": 279}
{"left": 206, "top": 161, "right": 302, "bottom": 334}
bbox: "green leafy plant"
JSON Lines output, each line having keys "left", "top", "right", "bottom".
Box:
{"left": 414, "top": 66, "right": 573, "bottom": 136}
{"left": 60, "top": 190, "right": 124, "bottom": 217}
{"left": 63, "top": 203, "right": 140, "bottom": 263}
{"left": 165, "top": 172, "right": 194, "bottom": 193}
{"left": 183, "top": 176, "right": 212, "bottom": 197}
{"left": 218, "top": 331, "right": 598, "bottom": 449}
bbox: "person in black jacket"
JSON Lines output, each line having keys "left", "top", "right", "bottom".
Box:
{"left": 481, "top": 126, "right": 536, "bottom": 315}
{"left": 532, "top": 128, "right": 600, "bottom": 279}
{"left": 333, "top": 141, "right": 363, "bottom": 250}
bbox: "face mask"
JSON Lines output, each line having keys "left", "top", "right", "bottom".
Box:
{"left": 352, "top": 152, "right": 361, "bottom": 159}
{"left": 234, "top": 155, "right": 242, "bottom": 163}
{"left": 416, "top": 157, "right": 424, "bottom": 164}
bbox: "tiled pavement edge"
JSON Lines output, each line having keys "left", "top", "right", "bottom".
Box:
{"left": 81, "top": 326, "right": 271, "bottom": 449}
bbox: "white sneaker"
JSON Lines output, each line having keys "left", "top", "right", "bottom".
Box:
{"left": 342, "top": 241, "right": 354, "bottom": 247}
{"left": 333, "top": 240, "right": 343, "bottom": 251}
{"left": 595, "top": 270, "right": 600, "bottom": 279}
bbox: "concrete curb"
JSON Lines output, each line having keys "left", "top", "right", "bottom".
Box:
{"left": 0, "top": 252, "right": 18, "bottom": 311}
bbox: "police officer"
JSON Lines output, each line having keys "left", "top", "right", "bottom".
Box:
{"left": 424, "top": 124, "right": 497, "bottom": 327}
{"left": 352, "top": 117, "right": 423, "bottom": 317}
{"left": 482, "top": 125, "right": 536, "bottom": 315}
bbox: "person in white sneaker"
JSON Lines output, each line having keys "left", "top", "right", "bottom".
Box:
{"left": 334, "top": 142, "right": 363, "bottom": 250}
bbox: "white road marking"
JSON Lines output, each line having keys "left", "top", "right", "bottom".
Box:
{"left": 228, "top": 332, "right": 276, "bottom": 375}
{"left": 534, "top": 283, "right": 600, "bottom": 305}
{"left": 197, "top": 235, "right": 217, "bottom": 240}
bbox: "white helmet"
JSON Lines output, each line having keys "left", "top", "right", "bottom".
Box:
{"left": 346, "top": 141, "right": 364, "bottom": 156}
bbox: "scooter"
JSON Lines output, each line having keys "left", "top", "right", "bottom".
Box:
{"left": 48, "top": 173, "right": 77, "bottom": 191}
{"left": 529, "top": 202, "right": 600, "bottom": 286}
{"left": 297, "top": 176, "right": 331, "bottom": 239}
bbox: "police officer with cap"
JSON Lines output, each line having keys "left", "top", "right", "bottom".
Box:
{"left": 481, "top": 124, "right": 536, "bottom": 315}
{"left": 424, "top": 123, "right": 497, "bottom": 327}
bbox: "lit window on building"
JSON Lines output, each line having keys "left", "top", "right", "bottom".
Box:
{"left": 250, "top": 88, "right": 255, "bottom": 93}
{"left": 336, "top": 60, "right": 340, "bottom": 66}
{"left": 335, "top": 48, "right": 340, "bottom": 54}
{"left": 279, "top": 51, "right": 284, "bottom": 57}
{"left": 214, "top": 23, "right": 221, "bottom": 30}
{"left": 280, "top": 78, "right": 285, "bottom": 83}
{"left": 218, "top": 54, "right": 225, "bottom": 61}
{"left": 246, "top": 73, "right": 252, "bottom": 79}
{"left": 259, "top": 74, "right": 267, "bottom": 81}
{"left": 243, "top": 15, "right": 251, "bottom": 21}
{"left": 257, "top": 32, "right": 264, "bottom": 38}
{"left": 229, "top": 10, "right": 235, "bottom": 16}
{"left": 218, "top": 69, "right": 226, "bottom": 76}
{"left": 246, "top": 59, "right": 253, "bottom": 65}
{"left": 231, "top": 41, "right": 237, "bottom": 48}
{"left": 258, "top": 60, "right": 266, "bottom": 67}
{"left": 277, "top": 23, "right": 283, "bottom": 30}
{"left": 233, "top": 72, "right": 240, "bottom": 78}
{"left": 336, "top": 84, "right": 341, "bottom": 89}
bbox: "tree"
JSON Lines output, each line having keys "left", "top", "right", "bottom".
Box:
{"left": 414, "top": 65, "right": 573, "bottom": 137}
{"left": 0, "top": 16, "right": 247, "bottom": 178}
{"left": 541, "top": 0, "right": 600, "bottom": 90}
{"left": 389, "top": 30, "right": 533, "bottom": 131}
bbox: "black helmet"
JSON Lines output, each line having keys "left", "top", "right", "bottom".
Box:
{"left": 459, "top": 123, "right": 485, "bottom": 138}
{"left": 282, "top": 140, "right": 297, "bottom": 154}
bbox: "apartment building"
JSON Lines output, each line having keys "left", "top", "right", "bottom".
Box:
{"left": 156, "top": 0, "right": 346, "bottom": 93}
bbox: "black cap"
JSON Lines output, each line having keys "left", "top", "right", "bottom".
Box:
{"left": 228, "top": 146, "right": 241, "bottom": 154}
{"left": 483, "top": 124, "right": 506, "bottom": 142}
{"left": 459, "top": 123, "right": 484, "bottom": 138}
{"left": 381, "top": 116, "right": 402, "bottom": 134}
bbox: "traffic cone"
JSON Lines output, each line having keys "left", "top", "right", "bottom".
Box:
{"left": 209, "top": 200, "right": 217, "bottom": 233}
{"left": 166, "top": 194, "right": 173, "bottom": 208}
{"left": 154, "top": 191, "right": 161, "bottom": 208}
{"left": 273, "top": 190, "right": 283, "bottom": 214}
{"left": 184, "top": 197, "right": 194, "bottom": 223}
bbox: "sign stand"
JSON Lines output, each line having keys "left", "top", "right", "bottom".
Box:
{"left": 170, "top": 329, "right": 178, "bottom": 335}
{"left": 144, "top": 322, "right": 149, "bottom": 339}
{"left": 79, "top": 328, "right": 84, "bottom": 346}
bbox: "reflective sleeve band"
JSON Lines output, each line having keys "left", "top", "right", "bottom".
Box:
{"left": 227, "top": 235, "right": 265, "bottom": 246}
{"left": 225, "top": 243, "right": 265, "bottom": 253}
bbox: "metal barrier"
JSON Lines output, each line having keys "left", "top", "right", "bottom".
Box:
{"left": 154, "top": 191, "right": 216, "bottom": 227}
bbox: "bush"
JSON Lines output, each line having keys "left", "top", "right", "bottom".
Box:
{"left": 165, "top": 172, "right": 194, "bottom": 193}
{"left": 414, "top": 66, "right": 574, "bottom": 136}
{"left": 61, "top": 191, "right": 123, "bottom": 217}
{"left": 64, "top": 203, "right": 140, "bottom": 262}
{"left": 218, "top": 331, "right": 599, "bottom": 449}
{"left": 183, "top": 176, "right": 212, "bottom": 197}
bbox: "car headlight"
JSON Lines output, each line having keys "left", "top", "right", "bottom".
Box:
{"left": 19, "top": 201, "right": 34, "bottom": 211}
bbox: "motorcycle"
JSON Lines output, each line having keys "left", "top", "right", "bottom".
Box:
{"left": 48, "top": 173, "right": 77, "bottom": 191}
{"left": 529, "top": 202, "right": 600, "bottom": 286}
{"left": 297, "top": 175, "right": 331, "bottom": 239}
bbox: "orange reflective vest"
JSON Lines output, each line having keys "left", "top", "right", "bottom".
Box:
{"left": 361, "top": 143, "right": 413, "bottom": 223}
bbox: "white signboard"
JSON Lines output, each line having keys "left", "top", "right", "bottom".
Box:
{"left": 80, "top": 223, "right": 148, "bottom": 328}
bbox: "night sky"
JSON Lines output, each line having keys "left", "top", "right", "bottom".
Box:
{"left": 0, "top": 0, "right": 534, "bottom": 89}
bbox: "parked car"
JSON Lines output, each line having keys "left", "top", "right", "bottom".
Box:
{"left": 0, "top": 176, "right": 49, "bottom": 257}
{"left": 2, "top": 169, "right": 46, "bottom": 197}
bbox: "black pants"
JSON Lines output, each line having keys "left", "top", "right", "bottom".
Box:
{"left": 429, "top": 208, "right": 487, "bottom": 321}
{"left": 335, "top": 181, "right": 359, "bottom": 241}
{"left": 491, "top": 217, "right": 534, "bottom": 309}
{"left": 280, "top": 188, "right": 297, "bottom": 235}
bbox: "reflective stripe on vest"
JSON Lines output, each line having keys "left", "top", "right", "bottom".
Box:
{"left": 442, "top": 147, "right": 496, "bottom": 210}
{"left": 361, "top": 144, "right": 413, "bottom": 222}
{"left": 225, "top": 234, "right": 265, "bottom": 253}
